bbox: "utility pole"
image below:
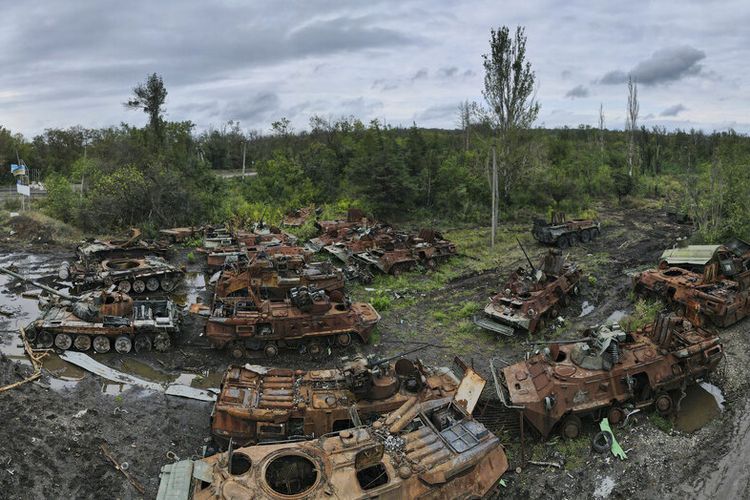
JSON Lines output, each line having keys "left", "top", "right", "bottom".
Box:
{"left": 241, "top": 141, "right": 247, "bottom": 178}
{"left": 491, "top": 146, "right": 497, "bottom": 247}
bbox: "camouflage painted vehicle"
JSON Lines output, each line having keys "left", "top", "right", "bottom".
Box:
{"left": 210, "top": 353, "right": 467, "bottom": 448}
{"left": 474, "top": 247, "right": 581, "bottom": 336}
{"left": 532, "top": 211, "right": 601, "bottom": 248}
{"left": 491, "top": 314, "right": 723, "bottom": 439}
{"left": 157, "top": 383, "right": 507, "bottom": 500}
{"left": 59, "top": 256, "right": 184, "bottom": 294}
{"left": 214, "top": 254, "right": 345, "bottom": 301}
{"left": 205, "top": 287, "right": 380, "bottom": 358}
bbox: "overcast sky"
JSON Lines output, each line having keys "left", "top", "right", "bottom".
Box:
{"left": 2, "top": 0, "right": 748, "bottom": 137}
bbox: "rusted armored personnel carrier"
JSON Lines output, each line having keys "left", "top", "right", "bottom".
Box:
{"left": 206, "top": 286, "right": 380, "bottom": 358}
{"left": 210, "top": 354, "right": 469, "bottom": 447}
{"left": 491, "top": 314, "right": 723, "bottom": 439}
{"left": 59, "top": 256, "right": 184, "bottom": 294}
{"left": 635, "top": 239, "right": 750, "bottom": 327}
{"left": 157, "top": 391, "right": 507, "bottom": 499}
{"left": 532, "top": 211, "right": 601, "bottom": 248}
{"left": 76, "top": 228, "right": 169, "bottom": 262}
{"left": 215, "top": 254, "right": 345, "bottom": 301}
{"left": 475, "top": 246, "right": 581, "bottom": 336}
{"left": 1, "top": 267, "right": 179, "bottom": 353}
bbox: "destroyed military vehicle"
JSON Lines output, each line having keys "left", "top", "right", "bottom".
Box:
{"left": 205, "top": 286, "right": 380, "bottom": 358}
{"left": 76, "top": 228, "right": 169, "bottom": 262}
{"left": 1, "top": 267, "right": 180, "bottom": 353}
{"left": 214, "top": 253, "right": 345, "bottom": 301}
{"left": 532, "top": 211, "right": 601, "bottom": 248}
{"left": 59, "top": 256, "right": 184, "bottom": 294}
{"left": 491, "top": 313, "right": 723, "bottom": 439}
{"left": 157, "top": 384, "right": 507, "bottom": 500}
{"left": 634, "top": 239, "right": 750, "bottom": 327}
{"left": 210, "top": 353, "right": 471, "bottom": 448}
{"left": 474, "top": 246, "right": 581, "bottom": 336}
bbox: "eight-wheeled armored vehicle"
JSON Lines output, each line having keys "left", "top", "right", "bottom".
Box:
{"left": 532, "top": 211, "right": 601, "bottom": 248}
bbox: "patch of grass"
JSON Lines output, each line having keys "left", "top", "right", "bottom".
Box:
{"left": 455, "top": 301, "right": 482, "bottom": 319}
{"left": 621, "top": 297, "right": 662, "bottom": 331}
{"left": 649, "top": 413, "right": 673, "bottom": 433}
{"left": 556, "top": 436, "right": 590, "bottom": 470}
{"left": 183, "top": 235, "right": 203, "bottom": 248}
{"left": 433, "top": 311, "right": 449, "bottom": 322}
{"left": 369, "top": 327, "right": 381, "bottom": 344}
{"left": 587, "top": 274, "right": 598, "bottom": 286}
{"left": 369, "top": 293, "right": 392, "bottom": 312}
{"left": 186, "top": 251, "right": 196, "bottom": 264}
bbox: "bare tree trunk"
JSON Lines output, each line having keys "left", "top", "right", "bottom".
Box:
{"left": 491, "top": 146, "right": 497, "bottom": 247}
{"left": 626, "top": 77, "right": 639, "bottom": 177}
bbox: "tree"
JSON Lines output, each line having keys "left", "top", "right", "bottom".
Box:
{"left": 124, "top": 73, "right": 168, "bottom": 140}
{"left": 626, "top": 76, "right": 639, "bottom": 177}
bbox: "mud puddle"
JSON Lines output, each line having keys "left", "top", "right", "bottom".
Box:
{"left": 674, "top": 382, "right": 724, "bottom": 433}
{"left": 173, "top": 272, "right": 207, "bottom": 307}
{"left": 579, "top": 301, "right": 595, "bottom": 317}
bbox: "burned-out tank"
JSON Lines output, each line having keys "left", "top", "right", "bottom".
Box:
{"left": 59, "top": 256, "right": 184, "bottom": 294}
{"left": 532, "top": 211, "right": 601, "bottom": 248}
{"left": 474, "top": 246, "right": 581, "bottom": 335}
{"left": 157, "top": 389, "right": 507, "bottom": 500}
{"left": 210, "top": 353, "right": 469, "bottom": 448}
{"left": 214, "top": 253, "right": 344, "bottom": 301}
{"left": 205, "top": 286, "right": 380, "bottom": 359}
{"left": 491, "top": 314, "right": 723, "bottom": 439}
{"left": 76, "top": 228, "right": 169, "bottom": 262}
{"left": 2, "top": 266, "right": 180, "bottom": 353}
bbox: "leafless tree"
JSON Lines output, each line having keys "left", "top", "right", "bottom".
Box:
{"left": 456, "top": 100, "right": 476, "bottom": 151}
{"left": 626, "top": 76, "right": 639, "bottom": 177}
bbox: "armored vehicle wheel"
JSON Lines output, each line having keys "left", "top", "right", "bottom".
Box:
{"left": 593, "top": 227, "right": 601, "bottom": 237}
{"left": 230, "top": 343, "right": 246, "bottom": 359}
{"left": 581, "top": 230, "right": 592, "bottom": 243}
{"left": 134, "top": 334, "right": 152, "bottom": 353}
{"left": 37, "top": 331, "right": 54, "bottom": 348}
{"left": 569, "top": 233, "right": 580, "bottom": 246}
{"left": 655, "top": 393, "right": 673, "bottom": 415}
{"left": 560, "top": 414, "right": 582, "bottom": 439}
{"left": 132, "top": 279, "right": 146, "bottom": 293}
{"left": 93, "top": 335, "right": 111, "bottom": 353}
{"left": 74, "top": 335, "right": 92, "bottom": 352}
{"left": 25, "top": 327, "right": 38, "bottom": 342}
{"left": 146, "top": 277, "right": 160, "bottom": 292}
{"left": 154, "top": 333, "right": 171, "bottom": 352}
{"left": 117, "top": 280, "right": 132, "bottom": 293}
{"left": 592, "top": 430, "right": 613, "bottom": 454}
{"left": 307, "top": 340, "right": 325, "bottom": 358}
{"left": 264, "top": 343, "right": 279, "bottom": 358}
{"left": 336, "top": 333, "right": 352, "bottom": 347}
{"left": 114, "top": 335, "right": 132, "bottom": 354}
{"left": 160, "top": 277, "right": 177, "bottom": 292}
{"left": 608, "top": 406, "right": 625, "bottom": 425}
{"left": 54, "top": 333, "right": 73, "bottom": 351}
{"left": 557, "top": 236, "right": 570, "bottom": 249}
{"left": 426, "top": 259, "right": 436, "bottom": 270}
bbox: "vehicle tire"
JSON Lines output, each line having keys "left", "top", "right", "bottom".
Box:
{"left": 308, "top": 340, "right": 325, "bottom": 358}
{"left": 146, "top": 277, "right": 160, "bottom": 292}
{"left": 37, "top": 331, "right": 54, "bottom": 349}
{"left": 230, "top": 343, "right": 246, "bottom": 359}
{"left": 114, "top": 335, "right": 132, "bottom": 354}
{"left": 557, "top": 236, "right": 570, "bottom": 249}
{"left": 160, "top": 277, "right": 177, "bottom": 292}
{"left": 74, "top": 335, "right": 92, "bottom": 352}
{"left": 592, "top": 430, "right": 613, "bottom": 454}
{"left": 264, "top": 343, "right": 279, "bottom": 358}
{"left": 581, "top": 230, "right": 592, "bottom": 243}
{"left": 569, "top": 232, "right": 579, "bottom": 246}
{"left": 608, "top": 406, "right": 625, "bottom": 425}
{"left": 134, "top": 334, "right": 152, "bottom": 353}
{"left": 336, "top": 333, "right": 352, "bottom": 347}
{"left": 154, "top": 333, "right": 171, "bottom": 352}
{"left": 593, "top": 227, "right": 601, "bottom": 237}
{"left": 655, "top": 393, "right": 673, "bottom": 416}
{"left": 117, "top": 280, "right": 132, "bottom": 293}
{"left": 25, "top": 326, "right": 38, "bottom": 342}
{"left": 560, "top": 414, "right": 582, "bottom": 439}
{"left": 93, "top": 335, "right": 111, "bottom": 353}
{"left": 54, "top": 333, "right": 73, "bottom": 351}
{"left": 132, "top": 279, "right": 146, "bottom": 294}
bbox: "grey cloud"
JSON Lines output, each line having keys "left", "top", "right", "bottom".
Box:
{"left": 600, "top": 46, "right": 706, "bottom": 85}
{"left": 661, "top": 104, "right": 687, "bottom": 117}
{"left": 565, "top": 85, "right": 590, "bottom": 99}
{"left": 227, "top": 92, "right": 281, "bottom": 123}
{"left": 462, "top": 69, "right": 476, "bottom": 77}
{"left": 372, "top": 79, "right": 399, "bottom": 91}
{"left": 437, "top": 66, "right": 459, "bottom": 78}
{"left": 561, "top": 69, "right": 572, "bottom": 79}
{"left": 415, "top": 103, "right": 457, "bottom": 123}
{"left": 411, "top": 68, "right": 428, "bottom": 81}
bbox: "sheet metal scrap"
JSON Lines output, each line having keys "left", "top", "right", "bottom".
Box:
{"left": 491, "top": 313, "right": 723, "bottom": 439}
{"left": 475, "top": 248, "right": 581, "bottom": 335}
{"left": 157, "top": 388, "right": 507, "bottom": 499}
{"left": 532, "top": 211, "right": 601, "bottom": 249}
{"left": 210, "top": 354, "right": 468, "bottom": 448}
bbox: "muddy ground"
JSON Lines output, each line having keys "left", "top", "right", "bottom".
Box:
{"left": 0, "top": 206, "right": 748, "bottom": 499}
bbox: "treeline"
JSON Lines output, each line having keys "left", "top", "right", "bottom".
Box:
{"left": 1, "top": 118, "right": 749, "bottom": 242}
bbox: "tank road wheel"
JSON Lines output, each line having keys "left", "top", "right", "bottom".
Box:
{"left": 608, "top": 406, "right": 625, "bottom": 425}
{"left": 307, "top": 340, "right": 325, "bottom": 358}
{"left": 74, "top": 335, "right": 92, "bottom": 352}
{"left": 336, "top": 333, "right": 352, "bottom": 347}
{"left": 93, "top": 335, "right": 111, "bottom": 353}
{"left": 569, "top": 232, "right": 580, "bottom": 246}
{"left": 146, "top": 277, "right": 160, "bottom": 292}
{"left": 655, "top": 393, "right": 673, "bottom": 416}
{"left": 117, "top": 280, "right": 132, "bottom": 293}
{"left": 132, "top": 279, "right": 146, "bottom": 294}
{"left": 114, "top": 335, "right": 132, "bottom": 354}
{"left": 560, "top": 414, "right": 582, "bottom": 440}
{"left": 134, "top": 334, "right": 152, "bottom": 354}
{"left": 54, "top": 333, "right": 73, "bottom": 351}
{"left": 37, "top": 331, "right": 54, "bottom": 349}
{"left": 25, "top": 327, "right": 38, "bottom": 343}
{"left": 160, "top": 277, "right": 177, "bottom": 292}
{"left": 557, "top": 235, "right": 570, "bottom": 249}
{"left": 264, "top": 343, "right": 279, "bottom": 358}
{"left": 230, "top": 342, "right": 246, "bottom": 359}
{"left": 581, "top": 230, "right": 592, "bottom": 244}
{"left": 154, "top": 333, "right": 171, "bottom": 352}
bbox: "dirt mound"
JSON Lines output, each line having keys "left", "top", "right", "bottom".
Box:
{"left": 1, "top": 212, "right": 81, "bottom": 249}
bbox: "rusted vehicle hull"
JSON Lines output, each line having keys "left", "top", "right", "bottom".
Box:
{"left": 210, "top": 358, "right": 463, "bottom": 448}
{"left": 532, "top": 212, "right": 601, "bottom": 248}
{"left": 492, "top": 314, "right": 723, "bottom": 439}
{"left": 61, "top": 257, "right": 184, "bottom": 294}
{"left": 158, "top": 395, "right": 507, "bottom": 500}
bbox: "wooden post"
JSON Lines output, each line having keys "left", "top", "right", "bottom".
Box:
{"left": 242, "top": 142, "right": 247, "bottom": 178}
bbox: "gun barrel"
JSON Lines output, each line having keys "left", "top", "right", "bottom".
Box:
{"left": 0, "top": 267, "right": 78, "bottom": 301}
{"left": 367, "top": 345, "right": 427, "bottom": 367}
{"left": 516, "top": 237, "right": 536, "bottom": 272}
